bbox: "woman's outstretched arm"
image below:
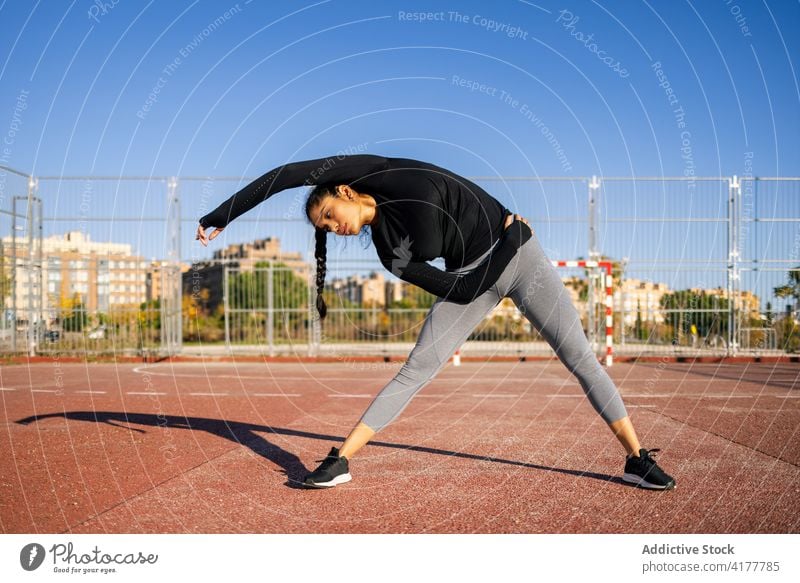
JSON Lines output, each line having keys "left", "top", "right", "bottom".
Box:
{"left": 198, "top": 154, "right": 389, "bottom": 230}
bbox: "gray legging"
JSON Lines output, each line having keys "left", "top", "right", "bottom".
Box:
{"left": 359, "top": 230, "right": 628, "bottom": 432}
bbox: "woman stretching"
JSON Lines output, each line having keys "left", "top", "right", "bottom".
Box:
{"left": 196, "top": 154, "right": 675, "bottom": 491}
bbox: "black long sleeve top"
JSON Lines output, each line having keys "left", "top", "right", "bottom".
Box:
{"left": 199, "top": 154, "right": 532, "bottom": 303}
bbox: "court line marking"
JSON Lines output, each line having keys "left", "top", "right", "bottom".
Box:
{"left": 546, "top": 394, "right": 770, "bottom": 399}
{"left": 329, "top": 394, "right": 373, "bottom": 398}
{"left": 472, "top": 394, "right": 519, "bottom": 398}
{"left": 131, "top": 365, "right": 563, "bottom": 384}
{"left": 253, "top": 393, "right": 302, "bottom": 397}
{"left": 326, "top": 394, "right": 464, "bottom": 399}
{"left": 623, "top": 394, "right": 754, "bottom": 399}
{"left": 12, "top": 387, "right": 795, "bottom": 402}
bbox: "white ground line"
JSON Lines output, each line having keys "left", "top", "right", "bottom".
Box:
{"left": 327, "top": 394, "right": 451, "bottom": 399}
{"left": 126, "top": 392, "right": 168, "bottom": 396}
{"left": 131, "top": 365, "right": 548, "bottom": 384}
{"left": 0, "top": 388, "right": 15, "bottom": 391}
{"left": 252, "top": 393, "right": 302, "bottom": 397}
{"left": 329, "top": 394, "right": 373, "bottom": 398}
{"left": 75, "top": 391, "right": 106, "bottom": 394}
{"left": 31, "top": 389, "right": 58, "bottom": 393}
{"left": 472, "top": 394, "right": 518, "bottom": 398}
{"left": 547, "top": 394, "right": 759, "bottom": 398}
{"left": 622, "top": 394, "right": 754, "bottom": 399}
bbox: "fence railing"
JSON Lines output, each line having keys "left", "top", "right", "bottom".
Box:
{"left": 1, "top": 166, "right": 798, "bottom": 359}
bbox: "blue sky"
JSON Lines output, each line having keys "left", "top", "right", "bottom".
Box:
{"left": 0, "top": 0, "right": 798, "bottom": 305}
{"left": 1, "top": 0, "right": 797, "bottom": 177}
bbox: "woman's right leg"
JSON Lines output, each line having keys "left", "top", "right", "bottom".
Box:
{"left": 303, "top": 265, "right": 504, "bottom": 487}
{"left": 338, "top": 287, "right": 503, "bottom": 460}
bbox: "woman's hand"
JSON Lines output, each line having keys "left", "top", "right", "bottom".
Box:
{"left": 196, "top": 224, "right": 224, "bottom": 247}
{"left": 504, "top": 212, "right": 532, "bottom": 232}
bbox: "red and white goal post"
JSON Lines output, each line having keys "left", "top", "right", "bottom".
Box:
{"left": 552, "top": 260, "right": 614, "bottom": 366}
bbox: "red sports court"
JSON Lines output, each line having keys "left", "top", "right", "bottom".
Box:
{"left": 1, "top": 358, "right": 797, "bottom": 533}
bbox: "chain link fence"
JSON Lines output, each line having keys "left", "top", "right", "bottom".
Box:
{"left": 1, "top": 165, "right": 797, "bottom": 359}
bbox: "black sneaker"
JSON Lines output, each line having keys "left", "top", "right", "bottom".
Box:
{"left": 303, "top": 447, "right": 352, "bottom": 488}
{"left": 623, "top": 448, "right": 676, "bottom": 490}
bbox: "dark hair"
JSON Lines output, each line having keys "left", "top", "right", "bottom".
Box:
{"left": 305, "top": 183, "right": 374, "bottom": 321}
{"left": 305, "top": 183, "right": 337, "bottom": 320}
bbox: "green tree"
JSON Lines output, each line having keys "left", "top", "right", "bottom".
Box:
{"left": 228, "top": 262, "right": 309, "bottom": 310}
{"left": 770, "top": 267, "right": 800, "bottom": 353}
{"left": 61, "top": 293, "right": 88, "bottom": 332}
{"left": 660, "top": 290, "right": 730, "bottom": 342}
{"left": 139, "top": 298, "right": 161, "bottom": 331}
{"left": 224, "top": 262, "right": 311, "bottom": 343}
{"left": 0, "top": 254, "right": 12, "bottom": 308}
{"left": 774, "top": 266, "right": 800, "bottom": 312}
{"left": 634, "top": 298, "right": 647, "bottom": 340}
{"left": 399, "top": 284, "right": 436, "bottom": 309}
{"left": 564, "top": 275, "right": 588, "bottom": 302}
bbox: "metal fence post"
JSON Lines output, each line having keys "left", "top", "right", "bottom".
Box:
{"left": 728, "top": 175, "right": 740, "bottom": 355}
{"left": 25, "top": 185, "right": 33, "bottom": 356}
{"left": 165, "top": 177, "right": 181, "bottom": 355}
{"left": 223, "top": 263, "right": 230, "bottom": 347}
{"left": 620, "top": 257, "right": 628, "bottom": 347}
{"left": 159, "top": 261, "right": 166, "bottom": 352}
{"left": 588, "top": 176, "right": 600, "bottom": 350}
{"left": 267, "top": 262, "right": 274, "bottom": 357}
{"left": 11, "top": 197, "right": 18, "bottom": 353}
{"left": 32, "top": 192, "right": 42, "bottom": 356}
{"left": 15, "top": 179, "right": 41, "bottom": 356}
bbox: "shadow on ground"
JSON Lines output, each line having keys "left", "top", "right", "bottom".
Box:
{"left": 16, "top": 411, "right": 627, "bottom": 488}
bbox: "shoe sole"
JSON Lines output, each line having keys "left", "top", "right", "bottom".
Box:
{"left": 622, "top": 473, "right": 676, "bottom": 490}
{"left": 303, "top": 473, "right": 352, "bottom": 489}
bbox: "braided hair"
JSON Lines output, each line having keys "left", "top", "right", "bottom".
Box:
{"left": 305, "top": 183, "right": 336, "bottom": 320}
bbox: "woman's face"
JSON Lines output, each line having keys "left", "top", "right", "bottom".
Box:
{"left": 308, "top": 188, "right": 364, "bottom": 236}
